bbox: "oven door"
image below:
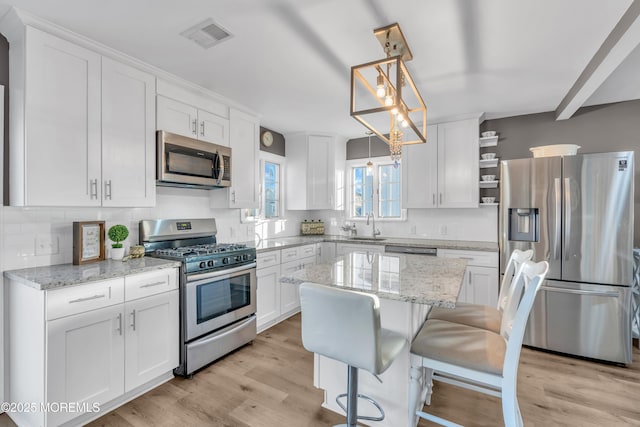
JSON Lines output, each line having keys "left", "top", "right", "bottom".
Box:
{"left": 185, "top": 263, "right": 256, "bottom": 342}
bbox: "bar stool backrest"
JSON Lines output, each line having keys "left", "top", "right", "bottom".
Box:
{"left": 497, "top": 249, "right": 534, "bottom": 313}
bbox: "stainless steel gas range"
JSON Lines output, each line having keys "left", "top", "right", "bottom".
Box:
{"left": 140, "top": 218, "right": 257, "bottom": 377}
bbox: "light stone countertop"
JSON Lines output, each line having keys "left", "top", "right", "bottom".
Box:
{"left": 279, "top": 250, "right": 467, "bottom": 307}
{"left": 252, "top": 235, "right": 498, "bottom": 253}
{"left": 3, "top": 257, "right": 181, "bottom": 291}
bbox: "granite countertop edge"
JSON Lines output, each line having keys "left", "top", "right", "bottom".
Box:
{"left": 4, "top": 258, "right": 182, "bottom": 291}
{"left": 254, "top": 235, "right": 498, "bottom": 253}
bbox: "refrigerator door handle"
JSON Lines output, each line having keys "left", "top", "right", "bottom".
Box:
{"left": 554, "top": 178, "right": 561, "bottom": 260}
{"left": 542, "top": 285, "right": 620, "bottom": 298}
{"left": 563, "top": 177, "right": 571, "bottom": 261}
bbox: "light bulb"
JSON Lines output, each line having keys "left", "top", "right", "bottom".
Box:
{"left": 391, "top": 107, "right": 399, "bottom": 115}
{"left": 376, "top": 74, "right": 385, "bottom": 98}
{"left": 402, "top": 119, "right": 409, "bottom": 128}
{"left": 366, "top": 161, "right": 373, "bottom": 174}
{"left": 397, "top": 112, "right": 404, "bottom": 121}
{"left": 384, "top": 96, "right": 393, "bottom": 106}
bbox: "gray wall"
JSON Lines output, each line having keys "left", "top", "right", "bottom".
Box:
{"left": 346, "top": 134, "right": 390, "bottom": 160}
{"left": 481, "top": 100, "right": 640, "bottom": 246}
{"left": 259, "top": 127, "right": 285, "bottom": 156}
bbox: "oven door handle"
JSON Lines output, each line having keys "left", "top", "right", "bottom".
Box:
{"left": 187, "top": 263, "right": 257, "bottom": 283}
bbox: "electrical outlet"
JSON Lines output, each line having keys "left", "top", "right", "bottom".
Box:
{"left": 35, "top": 235, "right": 59, "bottom": 255}
{"left": 440, "top": 225, "right": 447, "bottom": 236}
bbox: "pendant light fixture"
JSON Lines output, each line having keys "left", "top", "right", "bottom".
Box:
{"left": 366, "top": 131, "right": 374, "bottom": 175}
{"left": 350, "top": 23, "right": 427, "bottom": 165}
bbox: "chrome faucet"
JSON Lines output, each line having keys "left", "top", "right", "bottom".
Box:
{"left": 366, "top": 212, "right": 381, "bottom": 238}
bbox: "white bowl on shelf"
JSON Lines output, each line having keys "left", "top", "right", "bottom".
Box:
{"left": 481, "top": 131, "right": 497, "bottom": 137}
{"left": 530, "top": 144, "right": 580, "bottom": 158}
{"left": 481, "top": 153, "right": 497, "bottom": 160}
{"left": 482, "top": 197, "right": 496, "bottom": 204}
{"left": 481, "top": 175, "right": 496, "bottom": 181}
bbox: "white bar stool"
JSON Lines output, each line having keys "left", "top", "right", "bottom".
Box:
{"left": 299, "top": 282, "right": 407, "bottom": 427}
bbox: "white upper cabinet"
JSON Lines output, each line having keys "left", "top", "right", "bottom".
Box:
{"left": 3, "top": 24, "right": 157, "bottom": 207}
{"left": 437, "top": 119, "right": 479, "bottom": 208}
{"left": 101, "top": 57, "right": 156, "bottom": 207}
{"left": 402, "top": 118, "right": 479, "bottom": 209}
{"left": 156, "top": 95, "right": 229, "bottom": 147}
{"left": 286, "top": 133, "right": 345, "bottom": 210}
{"left": 402, "top": 125, "right": 438, "bottom": 208}
{"left": 21, "top": 26, "right": 102, "bottom": 206}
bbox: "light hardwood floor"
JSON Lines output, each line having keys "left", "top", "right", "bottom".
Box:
{"left": 2, "top": 314, "right": 639, "bottom": 426}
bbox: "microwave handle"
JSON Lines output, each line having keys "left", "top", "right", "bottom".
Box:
{"left": 217, "top": 152, "right": 224, "bottom": 185}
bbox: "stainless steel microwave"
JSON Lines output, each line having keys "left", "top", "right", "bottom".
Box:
{"left": 157, "top": 131, "right": 231, "bottom": 189}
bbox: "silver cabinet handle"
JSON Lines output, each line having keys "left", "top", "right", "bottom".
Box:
{"left": 192, "top": 119, "right": 197, "bottom": 135}
{"left": 439, "top": 193, "right": 443, "bottom": 204}
{"left": 543, "top": 286, "right": 619, "bottom": 298}
{"left": 554, "top": 178, "right": 561, "bottom": 260}
{"left": 200, "top": 121, "right": 205, "bottom": 136}
{"left": 130, "top": 309, "right": 136, "bottom": 331}
{"left": 105, "top": 180, "right": 112, "bottom": 200}
{"left": 116, "top": 313, "right": 123, "bottom": 335}
{"left": 563, "top": 177, "right": 571, "bottom": 261}
{"left": 432, "top": 193, "right": 435, "bottom": 206}
{"left": 140, "top": 281, "right": 166, "bottom": 289}
{"left": 69, "top": 294, "right": 106, "bottom": 304}
{"left": 90, "top": 179, "right": 98, "bottom": 200}
{"left": 232, "top": 190, "right": 236, "bottom": 203}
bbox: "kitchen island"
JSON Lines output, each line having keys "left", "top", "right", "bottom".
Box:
{"left": 280, "top": 251, "right": 467, "bottom": 427}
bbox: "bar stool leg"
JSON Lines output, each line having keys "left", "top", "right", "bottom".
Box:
{"left": 346, "top": 365, "right": 358, "bottom": 427}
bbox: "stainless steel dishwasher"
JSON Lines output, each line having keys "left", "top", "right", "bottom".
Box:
{"left": 385, "top": 245, "right": 437, "bottom": 256}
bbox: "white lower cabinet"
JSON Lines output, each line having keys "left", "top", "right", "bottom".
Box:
{"left": 7, "top": 267, "right": 179, "bottom": 427}
{"left": 256, "top": 244, "right": 317, "bottom": 332}
{"left": 438, "top": 249, "right": 499, "bottom": 306}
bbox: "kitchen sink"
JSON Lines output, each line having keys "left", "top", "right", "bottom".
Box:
{"left": 349, "top": 237, "right": 386, "bottom": 241}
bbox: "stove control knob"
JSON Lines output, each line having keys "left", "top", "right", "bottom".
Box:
{"left": 222, "top": 257, "right": 229, "bottom": 265}
{"left": 235, "top": 255, "right": 242, "bottom": 262}
{"left": 199, "top": 261, "right": 206, "bottom": 269}
{"left": 242, "top": 254, "right": 249, "bottom": 261}
{"left": 207, "top": 260, "right": 215, "bottom": 267}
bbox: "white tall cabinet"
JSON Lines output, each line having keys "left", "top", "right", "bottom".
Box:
{"left": 228, "top": 108, "right": 259, "bottom": 208}
{"left": 156, "top": 95, "right": 229, "bottom": 146}
{"left": 402, "top": 118, "right": 479, "bottom": 209}
{"left": 285, "top": 133, "right": 346, "bottom": 210}
{"left": 2, "top": 23, "right": 156, "bottom": 207}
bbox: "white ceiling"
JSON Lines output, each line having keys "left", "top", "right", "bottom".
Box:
{"left": 0, "top": 0, "right": 637, "bottom": 137}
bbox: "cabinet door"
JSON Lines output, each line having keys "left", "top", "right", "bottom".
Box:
{"left": 280, "top": 259, "right": 303, "bottom": 315}
{"left": 24, "top": 27, "right": 101, "bottom": 206}
{"left": 102, "top": 57, "right": 156, "bottom": 207}
{"left": 228, "top": 108, "right": 259, "bottom": 208}
{"left": 198, "top": 109, "right": 230, "bottom": 146}
{"left": 437, "top": 119, "right": 479, "bottom": 208}
{"left": 467, "top": 266, "right": 499, "bottom": 307}
{"left": 124, "top": 291, "right": 179, "bottom": 391}
{"left": 256, "top": 265, "right": 281, "bottom": 330}
{"left": 47, "top": 304, "right": 124, "bottom": 426}
{"left": 307, "top": 135, "right": 332, "bottom": 209}
{"left": 157, "top": 96, "right": 198, "bottom": 138}
{"left": 317, "top": 242, "right": 336, "bottom": 263}
{"left": 402, "top": 125, "right": 438, "bottom": 208}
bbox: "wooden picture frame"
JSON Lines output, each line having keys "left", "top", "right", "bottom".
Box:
{"left": 73, "top": 221, "right": 106, "bottom": 265}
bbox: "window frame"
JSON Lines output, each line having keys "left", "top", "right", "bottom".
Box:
{"left": 346, "top": 156, "right": 407, "bottom": 222}
{"left": 241, "top": 151, "right": 286, "bottom": 223}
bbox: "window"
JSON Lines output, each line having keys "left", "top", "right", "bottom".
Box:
{"left": 263, "top": 161, "right": 280, "bottom": 218}
{"left": 242, "top": 153, "right": 284, "bottom": 222}
{"left": 348, "top": 157, "right": 405, "bottom": 220}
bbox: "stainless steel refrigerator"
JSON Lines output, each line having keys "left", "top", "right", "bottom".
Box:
{"left": 500, "top": 151, "right": 634, "bottom": 365}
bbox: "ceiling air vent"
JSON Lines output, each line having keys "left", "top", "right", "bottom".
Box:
{"left": 180, "top": 18, "right": 233, "bottom": 49}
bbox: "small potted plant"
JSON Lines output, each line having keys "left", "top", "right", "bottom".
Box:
{"left": 108, "top": 224, "right": 129, "bottom": 261}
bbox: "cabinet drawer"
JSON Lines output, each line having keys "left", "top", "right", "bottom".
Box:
{"left": 438, "top": 249, "right": 498, "bottom": 268}
{"left": 280, "top": 259, "right": 302, "bottom": 275}
{"left": 47, "top": 278, "right": 124, "bottom": 320}
{"left": 125, "top": 268, "right": 179, "bottom": 301}
{"left": 280, "top": 247, "right": 300, "bottom": 262}
{"left": 257, "top": 250, "right": 281, "bottom": 269}
{"left": 298, "top": 244, "right": 316, "bottom": 258}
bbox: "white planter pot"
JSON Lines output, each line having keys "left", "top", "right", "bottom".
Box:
{"left": 111, "top": 247, "right": 125, "bottom": 261}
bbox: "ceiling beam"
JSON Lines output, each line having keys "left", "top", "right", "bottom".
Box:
{"left": 555, "top": 0, "right": 640, "bottom": 120}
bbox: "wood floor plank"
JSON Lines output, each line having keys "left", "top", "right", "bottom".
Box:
{"left": 2, "top": 313, "right": 639, "bottom": 426}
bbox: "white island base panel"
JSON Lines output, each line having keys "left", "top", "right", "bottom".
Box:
{"left": 313, "top": 298, "right": 430, "bottom": 427}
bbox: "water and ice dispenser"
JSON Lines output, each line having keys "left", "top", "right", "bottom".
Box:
{"left": 508, "top": 208, "right": 539, "bottom": 242}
